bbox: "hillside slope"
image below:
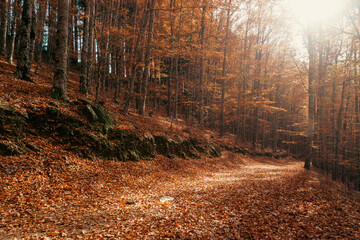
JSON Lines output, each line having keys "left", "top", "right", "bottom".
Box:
{"left": 0, "top": 57, "right": 236, "bottom": 162}
{"left": 2, "top": 58, "right": 359, "bottom": 239}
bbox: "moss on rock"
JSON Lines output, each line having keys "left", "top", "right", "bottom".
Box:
{"left": 46, "top": 106, "right": 60, "bottom": 117}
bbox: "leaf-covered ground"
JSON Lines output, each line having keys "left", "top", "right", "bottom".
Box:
{"left": 1, "top": 149, "right": 359, "bottom": 239}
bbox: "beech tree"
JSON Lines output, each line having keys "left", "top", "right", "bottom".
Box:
{"left": 0, "top": 0, "right": 9, "bottom": 56}
{"left": 304, "top": 28, "right": 316, "bottom": 170}
{"left": 51, "top": 0, "right": 70, "bottom": 101}
{"left": 7, "top": 0, "right": 20, "bottom": 64}
{"left": 198, "top": 0, "right": 207, "bottom": 129}
{"left": 14, "top": 0, "right": 34, "bottom": 82}
{"left": 79, "top": 0, "right": 95, "bottom": 95}
{"left": 220, "top": 0, "right": 231, "bottom": 137}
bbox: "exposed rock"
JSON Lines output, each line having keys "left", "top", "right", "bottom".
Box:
{"left": 78, "top": 98, "right": 114, "bottom": 132}
{"left": 83, "top": 104, "right": 98, "bottom": 123}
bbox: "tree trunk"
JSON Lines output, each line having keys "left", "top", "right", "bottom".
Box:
{"left": 88, "top": 0, "right": 96, "bottom": 91}
{"left": 139, "top": 0, "right": 156, "bottom": 116}
{"left": 220, "top": 0, "right": 231, "bottom": 137}
{"left": 173, "top": 0, "right": 183, "bottom": 119}
{"left": 33, "top": 0, "right": 47, "bottom": 72}
{"left": 51, "top": 0, "right": 70, "bottom": 101}
{"left": 305, "top": 29, "right": 316, "bottom": 170}
{"left": 0, "top": 0, "right": 9, "bottom": 56}
{"left": 236, "top": 21, "right": 250, "bottom": 144}
{"left": 167, "top": 0, "right": 175, "bottom": 117}
{"left": 199, "top": 0, "right": 207, "bottom": 128}
{"left": 252, "top": 49, "right": 262, "bottom": 151}
{"left": 73, "top": 6, "right": 79, "bottom": 64}
{"left": 8, "top": 0, "right": 20, "bottom": 64}
{"left": 45, "top": 1, "right": 55, "bottom": 63}
{"left": 14, "top": 0, "right": 34, "bottom": 82}
{"left": 79, "top": 0, "right": 91, "bottom": 94}
{"left": 28, "top": 2, "right": 36, "bottom": 65}
{"left": 272, "top": 85, "right": 280, "bottom": 153}
{"left": 123, "top": 0, "right": 150, "bottom": 114}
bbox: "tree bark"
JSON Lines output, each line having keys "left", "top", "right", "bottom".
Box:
{"left": 167, "top": 0, "right": 175, "bottom": 117}
{"left": 28, "top": 1, "right": 36, "bottom": 65}
{"left": 14, "top": 0, "right": 34, "bottom": 82}
{"left": 7, "top": 0, "right": 20, "bottom": 64}
{"left": 123, "top": 0, "right": 150, "bottom": 114}
{"left": 51, "top": 0, "right": 70, "bottom": 101}
{"left": 199, "top": 0, "right": 207, "bottom": 128}
{"left": 139, "top": 0, "right": 156, "bottom": 116}
{"left": 33, "top": 0, "right": 47, "bottom": 69}
{"left": 220, "top": 0, "right": 231, "bottom": 137}
{"left": 79, "top": 0, "right": 91, "bottom": 94}
{"left": 305, "top": 29, "right": 316, "bottom": 170}
{"left": 173, "top": 0, "right": 183, "bottom": 119}
{"left": 0, "top": 0, "right": 9, "bottom": 56}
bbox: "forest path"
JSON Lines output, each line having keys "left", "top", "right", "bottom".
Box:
{"left": 1, "top": 152, "right": 360, "bottom": 239}
{"left": 111, "top": 156, "right": 360, "bottom": 239}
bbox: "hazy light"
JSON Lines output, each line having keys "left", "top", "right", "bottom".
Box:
{"left": 286, "top": 0, "right": 347, "bottom": 26}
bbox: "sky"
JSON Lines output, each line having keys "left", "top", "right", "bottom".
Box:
{"left": 280, "top": 0, "right": 350, "bottom": 57}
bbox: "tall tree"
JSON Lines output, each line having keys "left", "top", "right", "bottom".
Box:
{"left": 34, "top": 0, "right": 47, "bottom": 63}
{"left": 305, "top": 28, "right": 316, "bottom": 170}
{"left": 51, "top": 0, "right": 70, "bottom": 101}
{"left": 167, "top": 0, "right": 175, "bottom": 117}
{"left": 0, "top": 0, "right": 9, "bottom": 56}
{"left": 79, "top": 0, "right": 92, "bottom": 94}
{"left": 7, "top": 0, "right": 20, "bottom": 64}
{"left": 14, "top": 0, "right": 34, "bottom": 82}
{"left": 199, "top": 0, "right": 207, "bottom": 128}
{"left": 173, "top": 0, "right": 184, "bottom": 119}
{"left": 123, "top": 0, "right": 150, "bottom": 114}
{"left": 28, "top": 0, "right": 37, "bottom": 64}
{"left": 220, "top": 0, "right": 231, "bottom": 137}
{"left": 139, "top": 0, "right": 156, "bottom": 115}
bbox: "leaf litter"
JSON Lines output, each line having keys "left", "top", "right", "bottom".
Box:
{"left": 0, "top": 150, "right": 359, "bottom": 239}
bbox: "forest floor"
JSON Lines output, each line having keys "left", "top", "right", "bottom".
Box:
{"left": 0, "top": 58, "right": 360, "bottom": 239}
{"left": 1, "top": 150, "right": 359, "bottom": 239}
